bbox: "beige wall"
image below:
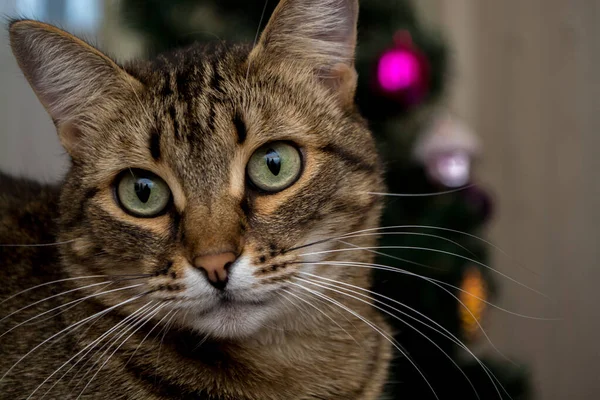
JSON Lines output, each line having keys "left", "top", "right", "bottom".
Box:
{"left": 0, "top": 1, "right": 67, "bottom": 182}
{"left": 422, "top": 1, "right": 600, "bottom": 398}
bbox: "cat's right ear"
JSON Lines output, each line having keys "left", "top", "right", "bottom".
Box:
{"left": 9, "top": 20, "right": 142, "bottom": 156}
{"left": 249, "top": 0, "right": 359, "bottom": 107}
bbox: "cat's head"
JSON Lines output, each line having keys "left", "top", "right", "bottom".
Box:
{"left": 9, "top": 0, "right": 384, "bottom": 339}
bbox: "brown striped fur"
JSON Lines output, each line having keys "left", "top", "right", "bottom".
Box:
{"left": 0, "top": 0, "right": 392, "bottom": 398}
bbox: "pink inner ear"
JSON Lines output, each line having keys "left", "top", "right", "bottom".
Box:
{"left": 377, "top": 51, "right": 421, "bottom": 91}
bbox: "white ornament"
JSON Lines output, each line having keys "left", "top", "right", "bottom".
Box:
{"left": 413, "top": 112, "right": 481, "bottom": 188}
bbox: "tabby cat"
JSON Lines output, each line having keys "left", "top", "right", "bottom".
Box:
{"left": 0, "top": 0, "right": 393, "bottom": 398}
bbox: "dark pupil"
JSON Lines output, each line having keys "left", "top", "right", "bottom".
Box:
{"left": 265, "top": 149, "right": 281, "bottom": 176}
{"left": 134, "top": 179, "right": 153, "bottom": 203}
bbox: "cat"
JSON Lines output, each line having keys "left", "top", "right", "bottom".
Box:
{"left": 0, "top": 0, "right": 393, "bottom": 398}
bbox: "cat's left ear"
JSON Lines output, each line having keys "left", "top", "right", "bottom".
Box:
{"left": 250, "top": 0, "right": 359, "bottom": 106}
{"left": 9, "top": 20, "right": 142, "bottom": 156}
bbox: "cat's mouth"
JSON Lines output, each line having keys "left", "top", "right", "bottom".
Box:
{"left": 219, "top": 293, "right": 269, "bottom": 306}
{"left": 188, "top": 292, "right": 272, "bottom": 317}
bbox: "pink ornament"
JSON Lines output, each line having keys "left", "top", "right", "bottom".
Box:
{"left": 377, "top": 51, "right": 421, "bottom": 92}
{"left": 372, "top": 31, "right": 430, "bottom": 108}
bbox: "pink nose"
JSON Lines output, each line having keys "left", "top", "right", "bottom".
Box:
{"left": 193, "top": 252, "right": 236, "bottom": 290}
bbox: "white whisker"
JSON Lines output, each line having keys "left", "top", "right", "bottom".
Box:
{"left": 300, "top": 271, "right": 510, "bottom": 363}
{"left": 72, "top": 302, "right": 167, "bottom": 392}
{"left": 76, "top": 303, "right": 165, "bottom": 398}
{"left": 298, "top": 274, "right": 509, "bottom": 400}
{"left": 0, "top": 283, "right": 145, "bottom": 340}
{"left": 246, "top": 0, "right": 270, "bottom": 81}
{"left": 30, "top": 302, "right": 158, "bottom": 399}
{"left": 0, "top": 280, "right": 112, "bottom": 324}
{"left": 342, "top": 224, "right": 541, "bottom": 277}
{"left": 192, "top": 333, "right": 210, "bottom": 352}
{"left": 299, "top": 246, "right": 548, "bottom": 298}
{"left": 365, "top": 185, "right": 474, "bottom": 197}
{"left": 70, "top": 302, "right": 159, "bottom": 391}
{"left": 0, "top": 239, "right": 78, "bottom": 248}
{"left": 336, "top": 239, "right": 443, "bottom": 272}
{"left": 124, "top": 308, "right": 175, "bottom": 369}
{"left": 289, "top": 282, "right": 440, "bottom": 400}
{"left": 281, "top": 288, "right": 361, "bottom": 347}
{"left": 0, "top": 292, "right": 144, "bottom": 383}
{"left": 288, "top": 224, "right": 541, "bottom": 279}
{"left": 331, "top": 240, "right": 521, "bottom": 362}
{"left": 299, "top": 260, "right": 557, "bottom": 321}
{"left": 283, "top": 287, "right": 363, "bottom": 337}
{"left": 26, "top": 283, "right": 115, "bottom": 329}
{"left": 339, "top": 231, "right": 476, "bottom": 257}
{"left": 71, "top": 287, "right": 120, "bottom": 349}
{"left": 154, "top": 309, "right": 179, "bottom": 386}
{"left": 0, "top": 275, "right": 108, "bottom": 306}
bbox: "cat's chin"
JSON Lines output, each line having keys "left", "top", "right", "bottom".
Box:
{"left": 183, "top": 300, "right": 276, "bottom": 339}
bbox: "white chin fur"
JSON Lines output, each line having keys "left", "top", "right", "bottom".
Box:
{"left": 175, "top": 256, "right": 281, "bottom": 339}
{"left": 187, "top": 302, "right": 273, "bottom": 339}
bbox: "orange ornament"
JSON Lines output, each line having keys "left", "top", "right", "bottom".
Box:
{"left": 459, "top": 266, "right": 488, "bottom": 341}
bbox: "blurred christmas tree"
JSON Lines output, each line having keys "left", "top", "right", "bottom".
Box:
{"left": 121, "top": 0, "right": 531, "bottom": 398}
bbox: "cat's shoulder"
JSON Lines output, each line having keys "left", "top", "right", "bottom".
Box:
{"left": 0, "top": 171, "right": 60, "bottom": 247}
{"left": 0, "top": 172, "right": 64, "bottom": 315}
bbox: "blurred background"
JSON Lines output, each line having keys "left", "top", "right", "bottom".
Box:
{"left": 0, "top": 0, "right": 598, "bottom": 399}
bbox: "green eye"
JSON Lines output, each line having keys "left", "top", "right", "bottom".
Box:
{"left": 116, "top": 170, "right": 171, "bottom": 217}
{"left": 247, "top": 142, "right": 302, "bottom": 192}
